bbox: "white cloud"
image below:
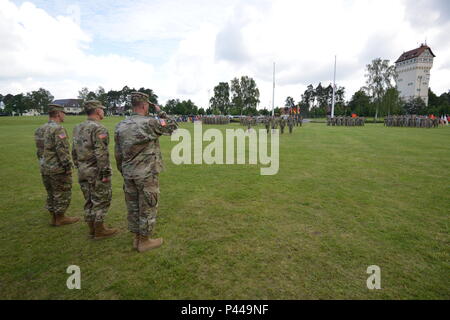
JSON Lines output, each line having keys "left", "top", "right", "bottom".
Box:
{"left": 0, "top": 0, "right": 156, "bottom": 98}
{"left": 1, "top": 0, "right": 449, "bottom": 108}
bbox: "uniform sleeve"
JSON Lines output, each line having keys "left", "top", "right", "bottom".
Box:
{"left": 55, "top": 127, "right": 73, "bottom": 171}
{"left": 149, "top": 117, "right": 178, "bottom": 137}
{"left": 93, "top": 126, "right": 112, "bottom": 178}
{"left": 71, "top": 128, "right": 78, "bottom": 169}
{"left": 114, "top": 130, "right": 123, "bottom": 174}
{"left": 34, "top": 128, "right": 44, "bottom": 160}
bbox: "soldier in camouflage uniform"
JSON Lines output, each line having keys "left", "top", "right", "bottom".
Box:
{"left": 115, "top": 92, "right": 178, "bottom": 253}
{"left": 279, "top": 117, "right": 286, "bottom": 134}
{"left": 72, "top": 100, "right": 118, "bottom": 240}
{"left": 264, "top": 117, "right": 270, "bottom": 133}
{"left": 34, "top": 104, "right": 79, "bottom": 226}
{"left": 288, "top": 116, "right": 294, "bottom": 134}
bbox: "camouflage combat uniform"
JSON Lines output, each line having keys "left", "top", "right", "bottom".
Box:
{"left": 72, "top": 119, "right": 112, "bottom": 222}
{"left": 288, "top": 116, "right": 294, "bottom": 133}
{"left": 279, "top": 117, "right": 286, "bottom": 134}
{"left": 35, "top": 116, "right": 72, "bottom": 216}
{"left": 114, "top": 108, "right": 177, "bottom": 237}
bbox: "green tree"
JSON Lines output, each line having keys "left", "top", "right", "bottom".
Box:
{"left": 403, "top": 97, "right": 427, "bottom": 115}
{"left": 301, "top": 84, "right": 315, "bottom": 113}
{"left": 106, "top": 89, "right": 121, "bottom": 114}
{"left": 95, "top": 86, "right": 108, "bottom": 106}
{"left": 285, "top": 96, "right": 295, "bottom": 108}
{"left": 78, "top": 87, "right": 90, "bottom": 104}
{"left": 210, "top": 82, "right": 230, "bottom": 114}
{"left": 364, "top": 58, "right": 396, "bottom": 120}
{"left": 5, "top": 94, "right": 27, "bottom": 115}
{"left": 230, "top": 76, "right": 260, "bottom": 115}
{"left": 437, "top": 91, "right": 450, "bottom": 115}
{"left": 348, "top": 89, "right": 371, "bottom": 116}
{"left": 381, "top": 87, "right": 403, "bottom": 115}
{"left": 164, "top": 99, "right": 198, "bottom": 115}
{"left": 164, "top": 99, "right": 179, "bottom": 114}
{"left": 28, "top": 88, "right": 54, "bottom": 113}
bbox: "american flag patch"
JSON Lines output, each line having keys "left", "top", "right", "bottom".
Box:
{"left": 159, "top": 119, "right": 167, "bottom": 126}
{"left": 98, "top": 133, "right": 107, "bottom": 139}
{"left": 58, "top": 133, "right": 66, "bottom": 139}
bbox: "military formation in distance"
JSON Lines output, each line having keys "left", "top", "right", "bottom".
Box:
{"left": 384, "top": 115, "right": 441, "bottom": 128}
{"left": 201, "top": 115, "right": 304, "bottom": 134}
{"left": 34, "top": 92, "right": 178, "bottom": 253}
{"left": 326, "top": 116, "right": 366, "bottom": 127}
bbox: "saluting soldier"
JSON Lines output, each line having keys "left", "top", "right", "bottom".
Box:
{"left": 34, "top": 104, "right": 79, "bottom": 226}
{"left": 114, "top": 92, "right": 178, "bottom": 253}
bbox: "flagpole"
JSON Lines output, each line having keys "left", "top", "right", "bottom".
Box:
{"left": 272, "top": 62, "right": 275, "bottom": 117}
{"left": 331, "top": 55, "right": 336, "bottom": 118}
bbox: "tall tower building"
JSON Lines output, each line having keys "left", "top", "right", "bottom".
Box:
{"left": 395, "top": 44, "right": 435, "bottom": 105}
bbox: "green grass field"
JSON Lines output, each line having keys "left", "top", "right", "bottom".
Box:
{"left": 0, "top": 116, "right": 449, "bottom": 300}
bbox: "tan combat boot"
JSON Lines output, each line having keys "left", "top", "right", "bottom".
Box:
{"left": 54, "top": 214, "right": 80, "bottom": 226}
{"left": 132, "top": 233, "right": 139, "bottom": 250}
{"left": 137, "top": 235, "right": 163, "bottom": 253}
{"left": 93, "top": 222, "right": 118, "bottom": 240}
{"left": 87, "top": 221, "right": 95, "bottom": 238}
{"left": 50, "top": 213, "right": 56, "bottom": 226}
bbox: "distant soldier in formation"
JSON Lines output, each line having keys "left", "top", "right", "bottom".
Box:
{"left": 34, "top": 104, "right": 79, "bottom": 226}
{"left": 271, "top": 116, "right": 277, "bottom": 132}
{"left": 279, "top": 117, "right": 286, "bottom": 134}
{"left": 264, "top": 117, "right": 270, "bottom": 133}
{"left": 288, "top": 116, "right": 294, "bottom": 134}
{"left": 72, "top": 100, "right": 118, "bottom": 240}
{"left": 202, "top": 115, "right": 230, "bottom": 125}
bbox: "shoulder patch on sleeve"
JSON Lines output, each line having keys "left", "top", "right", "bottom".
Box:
{"left": 58, "top": 133, "right": 67, "bottom": 139}
{"left": 98, "top": 133, "right": 108, "bottom": 139}
{"left": 159, "top": 119, "right": 167, "bottom": 127}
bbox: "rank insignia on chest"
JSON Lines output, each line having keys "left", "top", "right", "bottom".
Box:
{"left": 159, "top": 119, "right": 167, "bottom": 127}
{"left": 58, "top": 133, "right": 66, "bottom": 139}
{"left": 98, "top": 133, "right": 107, "bottom": 139}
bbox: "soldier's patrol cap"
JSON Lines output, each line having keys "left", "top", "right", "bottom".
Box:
{"left": 131, "top": 92, "right": 151, "bottom": 105}
{"left": 84, "top": 100, "right": 105, "bottom": 112}
{"left": 48, "top": 104, "right": 65, "bottom": 113}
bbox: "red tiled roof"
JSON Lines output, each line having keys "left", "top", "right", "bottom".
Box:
{"left": 395, "top": 44, "right": 435, "bottom": 63}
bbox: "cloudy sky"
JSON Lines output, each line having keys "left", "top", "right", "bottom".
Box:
{"left": 1, "top": 0, "right": 449, "bottom": 108}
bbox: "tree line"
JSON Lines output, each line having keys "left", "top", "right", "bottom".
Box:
{"left": 1, "top": 60, "right": 449, "bottom": 117}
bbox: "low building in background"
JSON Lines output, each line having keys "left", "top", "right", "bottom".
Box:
{"left": 23, "top": 109, "right": 41, "bottom": 116}
{"left": 53, "top": 99, "right": 83, "bottom": 114}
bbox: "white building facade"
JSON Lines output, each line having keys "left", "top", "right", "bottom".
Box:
{"left": 395, "top": 44, "right": 435, "bottom": 106}
{"left": 53, "top": 99, "right": 83, "bottom": 114}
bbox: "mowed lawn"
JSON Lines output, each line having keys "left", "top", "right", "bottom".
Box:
{"left": 0, "top": 115, "right": 449, "bottom": 300}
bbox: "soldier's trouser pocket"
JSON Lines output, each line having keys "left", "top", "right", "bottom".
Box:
{"left": 48, "top": 173, "right": 72, "bottom": 215}
{"left": 91, "top": 178, "right": 112, "bottom": 222}
{"left": 124, "top": 175, "right": 159, "bottom": 236}
{"left": 80, "top": 178, "right": 112, "bottom": 222}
